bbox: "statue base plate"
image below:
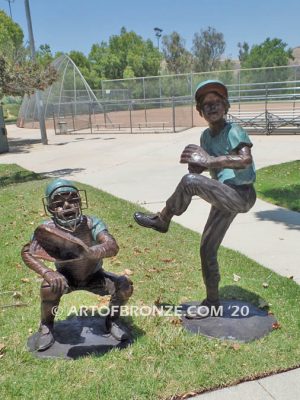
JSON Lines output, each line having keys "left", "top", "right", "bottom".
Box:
{"left": 27, "top": 316, "right": 132, "bottom": 359}
{"left": 181, "top": 299, "right": 277, "bottom": 342}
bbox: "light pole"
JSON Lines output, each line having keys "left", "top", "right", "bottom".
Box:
{"left": 24, "top": 0, "right": 48, "bottom": 144}
{"left": 4, "top": 0, "right": 14, "bottom": 19}
{"left": 154, "top": 27, "right": 163, "bottom": 51}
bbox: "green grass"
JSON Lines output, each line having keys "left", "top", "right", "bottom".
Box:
{"left": 1, "top": 164, "right": 300, "bottom": 400}
{"left": 256, "top": 160, "right": 300, "bottom": 212}
{"left": 2, "top": 103, "right": 21, "bottom": 123}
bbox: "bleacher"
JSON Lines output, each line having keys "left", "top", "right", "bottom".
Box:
{"left": 227, "top": 109, "right": 300, "bottom": 134}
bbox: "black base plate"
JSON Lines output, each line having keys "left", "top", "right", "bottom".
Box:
{"left": 27, "top": 316, "right": 132, "bottom": 359}
{"left": 181, "top": 299, "right": 277, "bottom": 342}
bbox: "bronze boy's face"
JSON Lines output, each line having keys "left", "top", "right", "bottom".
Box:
{"left": 50, "top": 191, "right": 81, "bottom": 222}
{"left": 197, "top": 93, "right": 226, "bottom": 125}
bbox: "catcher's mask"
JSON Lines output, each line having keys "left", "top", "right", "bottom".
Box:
{"left": 43, "top": 179, "right": 88, "bottom": 232}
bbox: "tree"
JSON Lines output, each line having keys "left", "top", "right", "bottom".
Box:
{"left": 36, "top": 44, "right": 54, "bottom": 67}
{"left": 0, "top": 11, "right": 57, "bottom": 98}
{"left": 240, "top": 38, "right": 294, "bottom": 68}
{"left": 0, "top": 55, "right": 58, "bottom": 98}
{"left": 0, "top": 10, "right": 24, "bottom": 58}
{"left": 238, "top": 42, "right": 249, "bottom": 63}
{"left": 192, "top": 26, "right": 225, "bottom": 72}
{"left": 88, "top": 27, "right": 162, "bottom": 81}
{"left": 161, "top": 31, "right": 192, "bottom": 74}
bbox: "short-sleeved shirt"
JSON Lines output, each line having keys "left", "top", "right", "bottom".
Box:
{"left": 90, "top": 216, "right": 107, "bottom": 241}
{"left": 200, "top": 122, "right": 256, "bottom": 186}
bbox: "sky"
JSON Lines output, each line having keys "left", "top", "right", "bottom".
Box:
{"left": 2, "top": 0, "right": 300, "bottom": 60}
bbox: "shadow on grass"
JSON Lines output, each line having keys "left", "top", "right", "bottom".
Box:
{"left": 219, "top": 285, "right": 265, "bottom": 307}
{"left": 257, "top": 184, "right": 300, "bottom": 212}
{"left": 255, "top": 208, "right": 300, "bottom": 230}
{"left": 0, "top": 170, "right": 45, "bottom": 188}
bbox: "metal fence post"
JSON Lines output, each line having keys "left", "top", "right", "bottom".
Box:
{"left": 89, "top": 102, "right": 92, "bottom": 133}
{"left": 191, "top": 96, "right": 194, "bottom": 127}
{"left": 129, "top": 101, "right": 133, "bottom": 134}
{"left": 103, "top": 103, "right": 107, "bottom": 128}
{"left": 71, "top": 103, "right": 76, "bottom": 131}
{"left": 172, "top": 97, "right": 175, "bottom": 133}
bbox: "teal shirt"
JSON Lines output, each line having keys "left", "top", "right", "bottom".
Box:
{"left": 200, "top": 122, "right": 256, "bottom": 185}
{"left": 90, "top": 216, "right": 107, "bottom": 241}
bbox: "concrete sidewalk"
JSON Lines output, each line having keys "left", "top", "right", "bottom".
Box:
{"left": 1, "top": 125, "right": 300, "bottom": 399}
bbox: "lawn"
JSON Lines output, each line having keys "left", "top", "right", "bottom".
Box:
{"left": 255, "top": 160, "right": 300, "bottom": 212}
{"left": 1, "top": 164, "right": 300, "bottom": 400}
{"left": 2, "top": 103, "right": 21, "bottom": 124}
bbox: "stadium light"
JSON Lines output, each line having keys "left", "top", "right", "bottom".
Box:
{"left": 154, "top": 27, "right": 163, "bottom": 51}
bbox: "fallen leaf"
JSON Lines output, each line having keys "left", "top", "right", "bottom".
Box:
{"left": 262, "top": 282, "right": 269, "bottom": 288}
{"left": 133, "top": 247, "right": 142, "bottom": 254}
{"left": 15, "top": 263, "right": 22, "bottom": 270}
{"left": 268, "top": 311, "right": 274, "bottom": 315}
{"left": 233, "top": 274, "right": 241, "bottom": 282}
{"left": 160, "top": 258, "right": 174, "bottom": 263}
{"left": 12, "top": 291, "right": 22, "bottom": 299}
{"left": 272, "top": 322, "right": 281, "bottom": 330}
{"left": 170, "top": 317, "right": 181, "bottom": 326}
{"left": 147, "top": 268, "right": 160, "bottom": 273}
{"left": 154, "top": 296, "right": 162, "bottom": 306}
{"left": 21, "top": 278, "right": 30, "bottom": 283}
{"left": 123, "top": 268, "right": 133, "bottom": 276}
{"left": 231, "top": 343, "right": 241, "bottom": 351}
{"left": 181, "top": 391, "right": 198, "bottom": 399}
{"left": 127, "top": 224, "right": 133, "bottom": 228}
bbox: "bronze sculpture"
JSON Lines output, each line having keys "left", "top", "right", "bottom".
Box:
{"left": 134, "top": 80, "right": 256, "bottom": 316}
{"left": 22, "top": 178, "right": 133, "bottom": 351}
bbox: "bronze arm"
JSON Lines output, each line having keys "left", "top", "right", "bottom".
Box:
{"left": 181, "top": 144, "right": 253, "bottom": 170}
{"left": 21, "top": 242, "right": 53, "bottom": 278}
{"left": 88, "top": 231, "right": 119, "bottom": 260}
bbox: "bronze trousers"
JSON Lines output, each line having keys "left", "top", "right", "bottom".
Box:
{"left": 165, "top": 174, "right": 256, "bottom": 288}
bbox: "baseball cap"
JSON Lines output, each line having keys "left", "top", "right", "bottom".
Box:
{"left": 195, "top": 80, "right": 228, "bottom": 101}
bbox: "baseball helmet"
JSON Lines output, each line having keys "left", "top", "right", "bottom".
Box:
{"left": 43, "top": 178, "right": 87, "bottom": 231}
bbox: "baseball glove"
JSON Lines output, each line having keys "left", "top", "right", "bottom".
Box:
{"left": 29, "top": 224, "right": 89, "bottom": 262}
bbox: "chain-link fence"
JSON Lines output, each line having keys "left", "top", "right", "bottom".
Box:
{"left": 18, "top": 60, "right": 300, "bottom": 134}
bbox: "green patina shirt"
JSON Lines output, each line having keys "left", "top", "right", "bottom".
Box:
{"left": 200, "top": 122, "right": 256, "bottom": 186}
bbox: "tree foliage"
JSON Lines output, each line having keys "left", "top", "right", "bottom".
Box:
{"left": 0, "top": 55, "right": 58, "bottom": 98}
{"left": 161, "top": 31, "right": 192, "bottom": 74}
{"left": 0, "top": 11, "right": 57, "bottom": 98}
{"left": 88, "top": 27, "right": 161, "bottom": 82}
{"left": 240, "top": 38, "right": 294, "bottom": 68}
{"left": 0, "top": 10, "right": 24, "bottom": 58}
{"left": 192, "top": 26, "right": 225, "bottom": 72}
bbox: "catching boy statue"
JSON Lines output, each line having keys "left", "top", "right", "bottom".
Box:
{"left": 22, "top": 178, "right": 133, "bottom": 351}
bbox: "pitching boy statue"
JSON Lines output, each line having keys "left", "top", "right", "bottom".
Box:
{"left": 134, "top": 80, "right": 256, "bottom": 316}
{"left": 22, "top": 178, "right": 133, "bottom": 351}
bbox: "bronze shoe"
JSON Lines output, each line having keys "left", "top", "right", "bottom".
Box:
{"left": 133, "top": 212, "right": 169, "bottom": 233}
{"left": 185, "top": 299, "right": 222, "bottom": 319}
{"left": 35, "top": 324, "right": 55, "bottom": 351}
